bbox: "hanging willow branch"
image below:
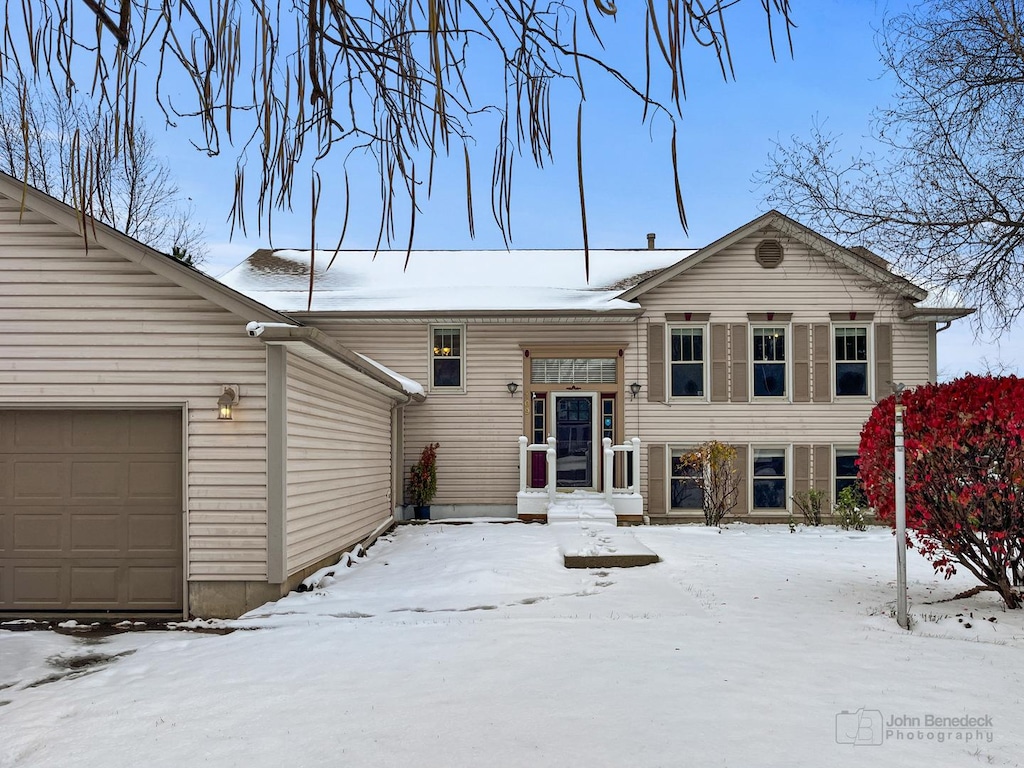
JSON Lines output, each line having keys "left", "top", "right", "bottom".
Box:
{"left": 2, "top": 1, "right": 794, "bottom": 255}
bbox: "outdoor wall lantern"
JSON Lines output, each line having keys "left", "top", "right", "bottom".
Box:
{"left": 629, "top": 382, "right": 642, "bottom": 399}
{"left": 218, "top": 385, "right": 239, "bottom": 420}
{"left": 506, "top": 382, "right": 520, "bottom": 397}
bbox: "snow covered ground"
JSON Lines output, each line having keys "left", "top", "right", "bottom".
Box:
{"left": 1, "top": 522, "right": 1021, "bottom": 768}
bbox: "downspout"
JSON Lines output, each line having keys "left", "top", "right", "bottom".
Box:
{"left": 930, "top": 321, "right": 951, "bottom": 382}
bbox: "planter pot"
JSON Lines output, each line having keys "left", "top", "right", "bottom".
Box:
{"left": 413, "top": 505, "right": 431, "bottom": 520}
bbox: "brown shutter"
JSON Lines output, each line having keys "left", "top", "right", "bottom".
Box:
{"left": 710, "top": 323, "right": 729, "bottom": 402}
{"left": 875, "top": 324, "right": 893, "bottom": 398}
{"left": 793, "top": 444, "right": 811, "bottom": 495}
{"left": 648, "top": 443, "right": 666, "bottom": 515}
{"left": 793, "top": 324, "right": 810, "bottom": 402}
{"left": 730, "top": 323, "right": 748, "bottom": 402}
{"left": 812, "top": 324, "right": 831, "bottom": 403}
{"left": 648, "top": 323, "right": 665, "bottom": 402}
{"left": 813, "top": 444, "right": 832, "bottom": 498}
{"left": 732, "top": 444, "right": 748, "bottom": 516}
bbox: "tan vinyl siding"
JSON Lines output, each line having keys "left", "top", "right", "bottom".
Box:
{"left": 892, "top": 322, "right": 931, "bottom": 385}
{"left": 0, "top": 195, "right": 270, "bottom": 580}
{"left": 284, "top": 352, "right": 393, "bottom": 574}
{"left": 308, "top": 319, "right": 638, "bottom": 506}
{"left": 632, "top": 233, "right": 933, "bottom": 517}
{"left": 297, "top": 232, "right": 935, "bottom": 519}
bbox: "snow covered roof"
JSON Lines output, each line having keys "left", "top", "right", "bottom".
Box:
{"left": 218, "top": 248, "right": 695, "bottom": 313}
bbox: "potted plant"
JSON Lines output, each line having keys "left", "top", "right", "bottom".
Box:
{"left": 408, "top": 442, "right": 440, "bottom": 520}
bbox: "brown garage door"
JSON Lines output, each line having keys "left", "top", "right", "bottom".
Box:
{"left": 0, "top": 410, "right": 183, "bottom": 613}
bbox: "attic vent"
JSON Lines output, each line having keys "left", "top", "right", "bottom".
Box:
{"left": 755, "top": 239, "right": 784, "bottom": 269}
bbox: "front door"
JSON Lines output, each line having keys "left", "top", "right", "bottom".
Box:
{"left": 552, "top": 393, "right": 598, "bottom": 489}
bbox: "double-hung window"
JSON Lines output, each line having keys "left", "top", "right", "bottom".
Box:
{"left": 834, "top": 326, "right": 869, "bottom": 397}
{"left": 752, "top": 447, "right": 788, "bottom": 510}
{"left": 835, "top": 448, "right": 863, "bottom": 502}
{"left": 430, "top": 325, "right": 464, "bottom": 390}
{"left": 670, "top": 327, "right": 705, "bottom": 398}
{"left": 670, "top": 449, "right": 704, "bottom": 510}
{"left": 752, "top": 326, "right": 787, "bottom": 398}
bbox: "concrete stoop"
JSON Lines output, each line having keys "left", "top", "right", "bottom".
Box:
{"left": 545, "top": 493, "right": 619, "bottom": 527}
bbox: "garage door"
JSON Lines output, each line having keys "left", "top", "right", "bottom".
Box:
{"left": 0, "top": 410, "right": 183, "bottom": 613}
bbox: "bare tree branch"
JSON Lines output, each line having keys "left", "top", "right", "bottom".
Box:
{"left": 760, "top": 0, "right": 1024, "bottom": 330}
{"left": 1, "top": 0, "right": 794, "bottom": 255}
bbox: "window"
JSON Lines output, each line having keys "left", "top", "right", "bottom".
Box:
{"left": 752, "top": 448, "right": 787, "bottom": 509}
{"left": 670, "top": 327, "right": 705, "bottom": 397}
{"left": 835, "top": 448, "right": 863, "bottom": 501}
{"left": 530, "top": 358, "right": 616, "bottom": 384}
{"left": 835, "top": 326, "right": 869, "bottom": 397}
{"left": 671, "top": 449, "right": 703, "bottom": 510}
{"left": 430, "top": 326, "right": 463, "bottom": 389}
{"left": 532, "top": 396, "right": 546, "bottom": 445}
{"left": 752, "top": 326, "right": 787, "bottom": 398}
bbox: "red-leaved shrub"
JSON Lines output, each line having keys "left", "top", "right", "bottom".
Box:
{"left": 859, "top": 375, "right": 1024, "bottom": 608}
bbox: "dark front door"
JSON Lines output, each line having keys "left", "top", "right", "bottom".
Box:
{"left": 554, "top": 395, "right": 595, "bottom": 488}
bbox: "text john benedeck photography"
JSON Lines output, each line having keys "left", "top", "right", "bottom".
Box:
{"left": 836, "top": 709, "right": 994, "bottom": 746}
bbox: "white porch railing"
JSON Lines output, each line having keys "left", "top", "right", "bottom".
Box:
{"left": 517, "top": 435, "right": 643, "bottom": 519}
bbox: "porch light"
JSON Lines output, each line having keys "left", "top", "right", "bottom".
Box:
{"left": 507, "top": 382, "right": 519, "bottom": 397}
{"left": 629, "top": 382, "right": 642, "bottom": 399}
{"left": 218, "top": 385, "right": 239, "bottom": 420}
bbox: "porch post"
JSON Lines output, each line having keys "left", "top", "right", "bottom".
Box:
{"left": 546, "top": 436, "right": 557, "bottom": 504}
{"left": 603, "top": 437, "right": 613, "bottom": 503}
{"left": 518, "top": 436, "right": 528, "bottom": 494}
{"left": 631, "top": 437, "right": 642, "bottom": 494}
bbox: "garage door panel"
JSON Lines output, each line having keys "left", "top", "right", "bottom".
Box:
{"left": 69, "top": 565, "right": 120, "bottom": 603}
{"left": 70, "top": 514, "right": 122, "bottom": 552}
{"left": 14, "top": 412, "right": 64, "bottom": 449}
{"left": 14, "top": 461, "right": 67, "bottom": 499}
{"left": 71, "top": 411, "right": 131, "bottom": 450}
{"left": 71, "top": 460, "right": 127, "bottom": 500}
{"left": 130, "top": 411, "right": 181, "bottom": 452}
{"left": 1, "top": 409, "right": 182, "bottom": 613}
{"left": 128, "top": 514, "right": 180, "bottom": 552}
{"left": 129, "top": 460, "right": 180, "bottom": 498}
{"left": 13, "top": 565, "right": 63, "bottom": 605}
{"left": 0, "top": 458, "right": 11, "bottom": 502}
{"left": 13, "top": 513, "right": 64, "bottom": 550}
{"left": 127, "top": 566, "right": 181, "bottom": 605}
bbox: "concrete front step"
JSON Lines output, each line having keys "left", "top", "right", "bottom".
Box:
{"left": 556, "top": 521, "right": 661, "bottom": 569}
{"left": 546, "top": 491, "right": 619, "bottom": 527}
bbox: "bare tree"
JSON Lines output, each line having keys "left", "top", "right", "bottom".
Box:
{"left": 1, "top": 1, "right": 792, "bottom": 269}
{"left": 761, "top": 0, "right": 1024, "bottom": 330}
{"left": 0, "top": 81, "right": 206, "bottom": 262}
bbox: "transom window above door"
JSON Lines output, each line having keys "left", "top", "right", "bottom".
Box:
{"left": 530, "top": 358, "right": 617, "bottom": 384}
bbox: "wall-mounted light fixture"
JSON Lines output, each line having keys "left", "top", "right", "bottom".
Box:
{"left": 218, "top": 385, "right": 239, "bottom": 420}
{"left": 506, "top": 382, "right": 519, "bottom": 397}
{"left": 629, "top": 382, "right": 642, "bottom": 400}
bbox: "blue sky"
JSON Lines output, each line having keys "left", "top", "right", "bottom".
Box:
{"left": 163, "top": 0, "right": 1020, "bottom": 377}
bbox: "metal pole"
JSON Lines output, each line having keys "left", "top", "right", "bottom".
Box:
{"left": 894, "top": 400, "right": 909, "bottom": 630}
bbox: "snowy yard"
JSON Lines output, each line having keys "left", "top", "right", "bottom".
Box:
{"left": 1, "top": 522, "right": 1021, "bottom": 768}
